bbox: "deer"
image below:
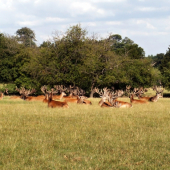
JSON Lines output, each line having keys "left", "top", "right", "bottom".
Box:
{"left": 111, "top": 97, "right": 132, "bottom": 108}
{"left": 48, "top": 91, "right": 69, "bottom": 108}
{"left": 21, "top": 88, "right": 36, "bottom": 101}
{"left": 10, "top": 87, "right": 27, "bottom": 100}
{"left": 83, "top": 99, "right": 92, "bottom": 105}
{"left": 149, "top": 86, "right": 163, "bottom": 102}
{"left": 98, "top": 95, "right": 113, "bottom": 107}
{"left": 0, "top": 92, "right": 4, "bottom": 100}
{"left": 76, "top": 96, "right": 89, "bottom": 104}
{"left": 106, "top": 90, "right": 132, "bottom": 108}
{"left": 149, "top": 92, "right": 163, "bottom": 102}
{"left": 52, "top": 85, "right": 67, "bottom": 100}
{"left": 63, "top": 95, "right": 85, "bottom": 104}
{"left": 43, "top": 93, "right": 49, "bottom": 103}
{"left": 129, "top": 93, "right": 148, "bottom": 104}
{"left": 96, "top": 87, "right": 113, "bottom": 107}
{"left": 137, "top": 86, "right": 163, "bottom": 102}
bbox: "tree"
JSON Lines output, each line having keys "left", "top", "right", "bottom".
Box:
{"left": 0, "top": 33, "right": 21, "bottom": 83}
{"left": 16, "top": 27, "right": 36, "bottom": 47}
{"left": 110, "top": 35, "right": 145, "bottom": 59}
{"left": 159, "top": 46, "right": 170, "bottom": 89}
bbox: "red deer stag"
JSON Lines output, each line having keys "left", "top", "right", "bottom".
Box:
{"left": 21, "top": 88, "right": 36, "bottom": 101}
{"left": 97, "top": 87, "right": 113, "bottom": 107}
{"left": 149, "top": 86, "right": 163, "bottom": 102}
{"left": 137, "top": 86, "right": 163, "bottom": 102}
{"left": 64, "top": 95, "right": 86, "bottom": 104}
{"left": 10, "top": 87, "right": 26, "bottom": 100}
{"left": 48, "top": 91, "right": 69, "bottom": 108}
{"left": 129, "top": 94, "right": 148, "bottom": 104}
{"left": 110, "top": 95, "right": 132, "bottom": 108}
{"left": 52, "top": 85, "right": 67, "bottom": 100}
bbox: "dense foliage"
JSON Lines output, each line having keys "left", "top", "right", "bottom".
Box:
{"left": 0, "top": 24, "right": 169, "bottom": 94}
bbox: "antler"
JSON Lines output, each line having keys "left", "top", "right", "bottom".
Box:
{"left": 54, "top": 85, "right": 66, "bottom": 93}
{"left": 24, "top": 88, "right": 36, "bottom": 96}
{"left": 16, "top": 86, "right": 26, "bottom": 95}
{"left": 41, "top": 85, "right": 47, "bottom": 94}
{"left": 4, "top": 88, "right": 8, "bottom": 95}
{"left": 155, "top": 85, "right": 164, "bottom": 94}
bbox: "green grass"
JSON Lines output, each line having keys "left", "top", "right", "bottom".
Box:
{"left": 0, "top": 94, "right": 170, "bottom": 169}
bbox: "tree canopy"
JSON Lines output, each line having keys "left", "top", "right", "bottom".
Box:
{"left": 0, "top": 25, "right": 169, "bottom": 94}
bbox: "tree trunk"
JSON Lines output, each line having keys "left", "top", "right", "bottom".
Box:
{"left": 90, "top": 83, "right": 95, "bottom": 98}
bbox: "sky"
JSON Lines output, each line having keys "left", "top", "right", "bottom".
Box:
{"left": 0, "top": 0, "right": 170, "bottom": 56}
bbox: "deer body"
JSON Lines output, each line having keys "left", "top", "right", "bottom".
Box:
{"left": 48, "top": 100, "right": 69, "bottom": 108}
{"left": 149, "top": 93, "right": 162, "bottom": 102}
{"left": 25, "top": 95, "right": 45, "bottom": 101}
{"left": 0, "top": 93, "right": 4, "bottom": 100}
{"left": 113, "top": 99, "right": 132, "bottom": 108}
{"left": 52, "top": 92, "right": 66, "bottom": 100}
{"left": 48, "top": 93, "right": 69, "bottom": 108}
{"left": 64, "top": 96, "right": 87, "bottom": 104}
{"left": 64, "top": 98, "right": 79, "bottom": 103}
{"left": 137, "top": 94, "right": 151, "bottom": 101}
{"left": 83, "top": 99, "right": 92, "bottom": 105}
{"left": 98, "top": 97, "right": 112, "bottom": 107}
{"left": 130, "top": 94, "right": 148, "bottom": 104}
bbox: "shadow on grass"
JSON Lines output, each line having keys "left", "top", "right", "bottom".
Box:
{"left": 163, "top": 93, "right": 170, "bottom": 98}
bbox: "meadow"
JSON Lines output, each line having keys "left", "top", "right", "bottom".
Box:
{"left": 0, "top": 91, "right": 170, "bottom": 170}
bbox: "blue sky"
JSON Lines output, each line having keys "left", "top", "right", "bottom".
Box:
{"left": 0, "top": 0, "right": 170, "bottom": 56}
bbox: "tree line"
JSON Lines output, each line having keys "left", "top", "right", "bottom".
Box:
{"left": 0, "top": 24, "right": 169, "bottom": 95}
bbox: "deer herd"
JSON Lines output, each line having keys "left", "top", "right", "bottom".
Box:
{"left": 0, "top": 85, "right": 164, "bottom": 109}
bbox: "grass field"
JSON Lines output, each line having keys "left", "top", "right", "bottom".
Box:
{"left": 0, "top": 92, "right": 170, "bottom": 169}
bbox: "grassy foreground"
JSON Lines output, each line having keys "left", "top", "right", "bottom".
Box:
{"left": 0, "top": 95, "right": 170, "bottom": 169}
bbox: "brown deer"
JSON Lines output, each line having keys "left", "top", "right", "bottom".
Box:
{"left": 43, "top": 93, "right": 49, "bottom": 103}
{"left": 99, "top": 96, "right": 113, "bottom": 107}
{"left": 107, "top": 90, "right": 132, "bottom": 108}
{"left": 10, "top": 87, "right": 27, "bottom": 100}
{"left": 130, "top": 94, "right": 148, "bottom": 104}
{"left": 97, "top": 88, "right": 113, "bottom": 107}
{"left": 149, "top": 92, "right": 163, "bottom": 102}
{"left": 83, "top": 99, "right": 92, "bottom": 105}
{"left": 52, "top": 92, "right": 67, "bottom": 100}
{"left": 48, "top": 92, "right": 69, "bottom": 108}
{"left": 111, "top": 98, "right": 132, "bottom": 108}
{"left": 76, "top": 96, "right": 88, "bottom": 104}
{"left": 0, "top": 92, "right": 4, "bottom": 100}
{"left": 21, "top": 88, "right": 36, "bottom": 101}
{"left": 63, "top": 95, "right": 85, "bottom": 104}
{"left": 137, "top": 86, "right": 163, "bottom": 102}
{"left": 52, "top": 85, "right": 67, "bottom": 100}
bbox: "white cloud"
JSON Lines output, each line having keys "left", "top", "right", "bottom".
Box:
{"left": 137, "top": 7, "right": 169, "bottom": 12}
{"left": 0, "top": 0, "right": 170, "bottom": 56}
{"left": 17, "top": 21, "right": 40, "bottom": 27}
{"left": 45, "top": 17, "right": 66, "bottom": 23}
{"left": 106, "top": 21, "right": 122, "bottom": 25}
